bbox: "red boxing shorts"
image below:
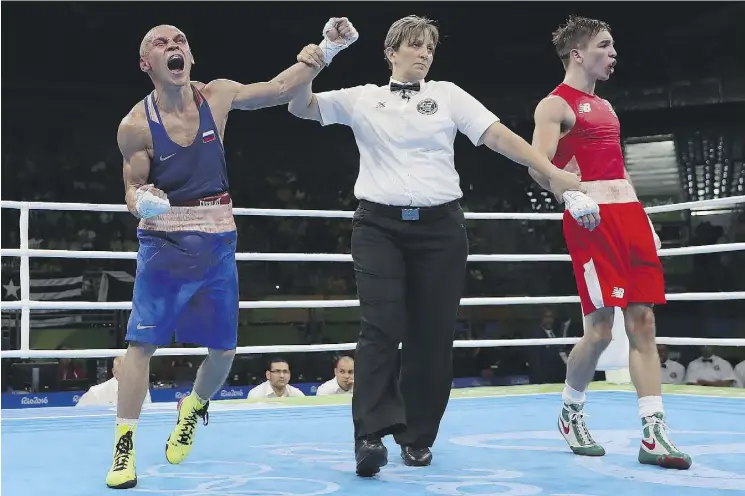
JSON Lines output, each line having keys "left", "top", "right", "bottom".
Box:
{"left": 563, "top": 201, "right": 665, "bottom": 316}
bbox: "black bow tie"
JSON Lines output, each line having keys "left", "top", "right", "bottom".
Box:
{"left": 390, "top": 82, "right": 420, "bottom": 93}
{"left": 702, "top": 358, "right": 713, "bottom": 363}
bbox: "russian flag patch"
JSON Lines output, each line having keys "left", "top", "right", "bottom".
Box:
{"left": 202, "top": 130, "right": 216, "bottom": 143}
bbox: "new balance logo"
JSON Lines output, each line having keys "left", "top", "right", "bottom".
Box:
{"left": 611, "top": 287, "right": 625, "bottom": 299}
{"left": 578, "top": 103, "right": 591, "bottom": 114}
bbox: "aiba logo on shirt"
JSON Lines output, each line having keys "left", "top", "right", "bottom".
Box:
{"left": 416, "top": 98, "right": 438, "bottom": 115}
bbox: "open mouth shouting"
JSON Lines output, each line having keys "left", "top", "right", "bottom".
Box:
{"left": 167, "top": 53, "right": 185, "bottom": 74}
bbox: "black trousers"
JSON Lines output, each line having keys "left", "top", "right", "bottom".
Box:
{"left": 351, "top": 199, "right": 469, "bottom": 448}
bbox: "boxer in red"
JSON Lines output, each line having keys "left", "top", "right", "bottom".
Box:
{"left": 528, "top": 15, "right": 691, "bottom": 469}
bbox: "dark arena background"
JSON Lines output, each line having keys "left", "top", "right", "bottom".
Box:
{"left": 1, "top": 2, "right": 744, "bottom": 495}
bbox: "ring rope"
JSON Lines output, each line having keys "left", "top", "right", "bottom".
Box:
{"left": 2, "top": 197, "right": 744, "bottom": 357}
{"left": 2, "top": 336, "right": 744, "bottom": 359}
{"left": 2, "top": 242, "right": 744, "bottom": 262}
{"left": 2, "top": 292, "right": 744, "bottom": 312}
{"left": 1, "top": 195, "right": 743, "bottom": 217}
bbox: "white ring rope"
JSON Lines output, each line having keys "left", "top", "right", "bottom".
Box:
{"left": 2, "top": 292, "right": 745, "bottom": 312}
{"left": 1, "top": 195, "right": 744, "bottom": 217}
{"left": 1, "top": 242, "right": 744, "bottom": 262}
{"left": 2, "top": 197, "right": 744, "bottom": 359}
{"left": 2, "top": 336, "right": 744, "bottom": 360}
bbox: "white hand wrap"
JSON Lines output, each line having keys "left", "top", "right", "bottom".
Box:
{"left": 135, "top": 187, "right": 170, "bottom": 219}
{"left": 318, "top": 17, "right": 359, "bottom": 65}
{"left": 648, "top": 215, "right": 661, "bottom": 250}
{"left": 562, "top": 190, "right": 600, "bottom": 220}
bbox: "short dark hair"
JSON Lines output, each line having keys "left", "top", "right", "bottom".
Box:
{"left": 334, "top": 355, "right": 354, "bottom": 368}
{"left": 267, "top": 356, "right": 289, "bottom": 371}
{"left": 552, "top": 15, "right": 611, "bottom": 69}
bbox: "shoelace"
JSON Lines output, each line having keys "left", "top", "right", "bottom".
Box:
{"left": 567, "top": 409, "right": 596, "bottom": 446}
{"left": 113, "top": 431, "right": 134, "bottom": 471}
{"left": 645, "top": 415, "right": 677, "bottom": 450}
{"left": 176, "top": 405, "right": 209, "bottom": 445}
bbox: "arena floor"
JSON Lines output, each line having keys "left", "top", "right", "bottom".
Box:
{"left": 3, "top": 383, "right": 744, "bottom": 495}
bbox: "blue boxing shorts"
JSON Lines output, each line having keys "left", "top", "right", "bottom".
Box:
{"left": 126, "top": 229, "right": 238, "bottom": 350}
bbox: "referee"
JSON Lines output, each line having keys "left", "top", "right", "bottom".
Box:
{"left": 289, "top": 15, "right": 582, "bottom": 476}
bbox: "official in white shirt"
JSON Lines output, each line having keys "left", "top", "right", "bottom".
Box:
{"left": 247, "top": 357, "right": 305, "bottom": 399}
{"left": 288, "top": 15, "right": 583, "bottom": 477}
{"left": 76, "top": 356, "right": 152, "bottom": 407}
{"left": 734, "top": 359, "right": 745, "bottom": 388}
{"left": 684, "top": 346, "right": 738, "bottom": 387}
{"left": 316, "top": 356, "right": 354, "bottom": 396}
{"left": 657, "top": 344, "right": 685, "bottom": 385}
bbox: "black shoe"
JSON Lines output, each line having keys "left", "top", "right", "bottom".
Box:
{"left": 400, "top": 446, "right": 432, "bottom": 467}
{"left": 355, "top": 438, "right": 388, "bottom": 477}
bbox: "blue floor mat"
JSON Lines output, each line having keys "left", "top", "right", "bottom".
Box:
{"left": 3, "top": 391, "right": 744, "bottom": 495}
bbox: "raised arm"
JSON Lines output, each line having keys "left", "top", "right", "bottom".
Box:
{"left": 288, "top": 88, "right": 323, "bottom": 122}
{"left": 118, "top": 113, "right": 169, "bottom": 219}
{"left": 288, "top": 18, "right": 360, "bottom": 123}
{"left": 215, "top": 17, "right": 358, "bottom": 112}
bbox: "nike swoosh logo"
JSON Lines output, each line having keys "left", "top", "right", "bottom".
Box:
{"left": 559, "top": 418, "right": 570, "bottom": 435}
{"left": 160, "top": 153, "right": 177, "bottom": 161}
{"left": 136, "top": 323, "right": 155, "bottom": 330}
{"left": 641, "top": 438, "right": 656, "bottom": 450}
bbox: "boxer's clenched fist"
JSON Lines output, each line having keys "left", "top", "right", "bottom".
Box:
{"left": 317, "top": 17, "right": 359, "bottom": 66}
{"left": 325, "top": 17, "right": 359, "bottom": 45}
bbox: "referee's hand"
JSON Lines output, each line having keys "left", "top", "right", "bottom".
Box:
{"left": 547, "top": 168, "right": 582, "bottom": 198}
{"left": 297, "top": 44, "right": 326, "bottom": 69}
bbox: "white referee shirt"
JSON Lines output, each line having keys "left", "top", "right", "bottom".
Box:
{"left": 315, "top": 78, "right": 500, "bottom": 207}
{"left": 315, "top": 378, "right": 353, "bottom": 396}
{"left": 660, "top": 359, "right": 685, "bottom": 385}
{"left": 735, "top": 360, "right": 745, "bottom": 388}
{"left": 684, "top": 355, "right": 737, "bottom": 385}
{"left": 247, "top": 380, "right": 306, "bottom": 399}
{"left": 75, "top": 377, "right": 152, "bottom": 407}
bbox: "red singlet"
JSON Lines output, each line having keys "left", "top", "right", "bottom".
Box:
{"left": 547, "top": 83, "right": 666, "bottom": 316}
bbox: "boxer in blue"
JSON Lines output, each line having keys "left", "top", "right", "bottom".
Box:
{"left": 106, "top": 19, "right": 359, "bottom": 489}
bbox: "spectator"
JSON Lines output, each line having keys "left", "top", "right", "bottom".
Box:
{"left": 316, "top": 356, "right": 354, "bottom": 396}
{"left": 658, "top": 344, "right": 685, "bottom": 385}
{"left": 77, "top": 356, "right": 152, "bottom": 407}
{"left": 684, "top": 346, "right": 738, "bottom": 387}
{"left": 526, "top": 308, "right": 570, "bottom": 385}
{"left": 735, "top": 359, "right": 745, "bottom": 388}
{"left": 247, "top": 357, "right": 305, "bottom": 399}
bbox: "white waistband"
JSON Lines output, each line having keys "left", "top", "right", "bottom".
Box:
{"left": 582, "top": 179, "right": 638, "bottom": 205}
{"left": 139, "top": 203, "right": 236, "bottom": 233}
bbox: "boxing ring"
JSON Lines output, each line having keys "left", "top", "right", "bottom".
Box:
{"left": 2, "top": 197, "right": 745, "bottom": 495}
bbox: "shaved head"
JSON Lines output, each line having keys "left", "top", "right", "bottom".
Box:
{"left": 138, "top": 24, "right": 193, "bottom": 86}
{"left": 140, "top": 24, "right": 184, "bottom": 58}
